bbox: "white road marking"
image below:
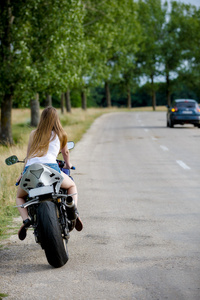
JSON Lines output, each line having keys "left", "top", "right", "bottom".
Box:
{"left": 176, "top": 160, "right": 191, "bottom": 170}
{"left": 144, "top": 129, "right": 149, "bottom": 132}
{"left": 160, "top": 145, "right": 169, "bottom": 151}
{"left": 152, "top": 137, "right": 158, "bottom": 141}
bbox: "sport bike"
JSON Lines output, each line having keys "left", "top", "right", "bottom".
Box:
{"left": 5, "top": 141, "right": 77, "bottom": 268}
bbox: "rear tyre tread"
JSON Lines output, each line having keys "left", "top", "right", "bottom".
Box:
{"left": 37, "top": 201, "right": 68, "bottom": 268}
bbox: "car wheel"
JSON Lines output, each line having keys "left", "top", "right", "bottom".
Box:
{"left": 169, "top": 119, "right": 174, "bottom": 128}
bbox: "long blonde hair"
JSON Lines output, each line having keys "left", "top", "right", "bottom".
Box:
{"left": 27, "top": 106, "right": 67, "bottom": 159}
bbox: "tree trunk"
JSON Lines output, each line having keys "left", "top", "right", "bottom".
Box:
{"left": 65, "top": 89, "right": 71, "bottom": 113}
{"left": 166, "top": 72, "right": 171, "bottom": 107}
{"left": 81, "top": 90, "right": 87, "bottom": 110}
{"left": 105, "top": 82, "right": 111, "bottom": 107}
{"left": 150, "top": 75, "right": 156, "bottom": 111}
{"left": 61, "top": 93, "right": 65, "bottom": 114}
{"left": 0, "top": 94, "right": 13, "bottom": 145}
{"left": 30, "top": 94, "right": 40, "bottom": 127}
{"left": 0, "top": 1, "right": 14, "bottom": 144}
{"left": 45, "top": 94, "right": 52, "bottom": 107}
{"left": 127, "top": 86, "right": 131, "bottom": 108}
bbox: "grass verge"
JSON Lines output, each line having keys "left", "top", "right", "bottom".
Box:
{"left": 0, "top": 293, "right": 9, "bottom": 299}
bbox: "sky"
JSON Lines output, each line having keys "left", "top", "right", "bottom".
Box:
{"left": 166, "top": 0, "right": 200, "bottom": 7}
{"left": 180, "top": 0, "right": 200, "bottom": 6}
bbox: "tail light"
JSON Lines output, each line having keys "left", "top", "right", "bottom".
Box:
{"left": 196, "top": 107, "right": 200, "bottom": 112}
{"left": 171, "top": 107, "right": 178, "bottom": 112}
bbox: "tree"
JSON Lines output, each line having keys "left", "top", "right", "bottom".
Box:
{"left": 176, "top": 4, "right": 200, "bottom": 98}
{"left": 30, "top": 95, "right": 40, "bottom": 126}
{"left": 45, "top": 95, "right": 52, "bottom": 107}
{"left": 81, "top": 0, "right": 140, "bottom": 108}
{"left": 0, "top": 0, "right": 84, "bottom": 143}
{"left": 0, "top": 0, "right": 32, "bottom": 144}
{"left": 24, "top": 0, "right": 84, "bottom": 118}
{"left": 65, "top": 90, "right": 71, "bottom": 113}
{"left": 137, "top": 0, "right": 166, "bottom": 110}
{"left": 103, "top": 0, "right": 141, "bottom": 108}
{"left": 160, "top": 1, "right": 193, "bottom": 106}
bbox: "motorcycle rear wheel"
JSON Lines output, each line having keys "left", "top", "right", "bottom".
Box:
{"left": 37, "top": 201, "right": 69, "bottom": 268}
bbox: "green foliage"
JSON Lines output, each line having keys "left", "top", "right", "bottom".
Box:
{"left": 137, "top": 0, "right": 166, "bottom": 80}
{"left": 0, "top": 1, "right": 31, "bottom": 98}
{"left": 0, "top": 0, "right": 200, "bottom": 110}
{"left": 0, "top": 202, "right": 18, "bottom": 237}
{"left": 0, "top": 293, "right": 9, "bottom": 299}
{"left": 70, "top": 90, "right": 82, "bottom": 108}
{"left": 81, "top": 0, "right": 141, "bottom": 89}
{"left": 0, "top": 0, "right": 85, "bottom": 103}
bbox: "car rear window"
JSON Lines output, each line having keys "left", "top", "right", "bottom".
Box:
{"left": 176, "top": 102, "right": 196, "bottom": 108}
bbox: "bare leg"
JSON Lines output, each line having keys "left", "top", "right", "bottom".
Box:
{"left": 60, "top": 171, "right": 78, "bottom": 206}
{"left": 16, "top": 186, "right": 31, "bottom": 240}
{"left": 16, "top": 186, "right": 29, "bottom": 221}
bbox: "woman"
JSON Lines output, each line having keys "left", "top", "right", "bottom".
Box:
{"left": 16, "top": 106, "right": 83, "bottom": 240}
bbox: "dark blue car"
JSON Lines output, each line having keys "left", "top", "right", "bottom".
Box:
{"left": 167, "top": 99, "right": 200, "bottom": 128}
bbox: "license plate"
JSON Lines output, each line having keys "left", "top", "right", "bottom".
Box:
{"left": 182, "top": 111, "right": 192, "bottom": 114}
{"left": 29, "top": 185, "right": 54, "bottom": 198}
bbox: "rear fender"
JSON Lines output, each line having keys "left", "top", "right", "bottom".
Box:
{"left": 20, "top": 163, "right": 63, "bottom": 193}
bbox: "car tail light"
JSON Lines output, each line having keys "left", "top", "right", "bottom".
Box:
{"left": 171, "top": 107, "right": 178, "bottom": 112}
{"left": 197, "top": 107, "right": 200, "bottom": 112}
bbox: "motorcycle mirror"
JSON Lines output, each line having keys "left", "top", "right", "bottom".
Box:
{"left": 5, "top": 155, "right": 19, "bottom": 165}
{"left": 67, "top": 141, "right": 75, "bottom": 150}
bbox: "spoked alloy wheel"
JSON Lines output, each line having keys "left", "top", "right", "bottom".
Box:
{"left": 37, "top": 201, "right": 69, "bottom": 268}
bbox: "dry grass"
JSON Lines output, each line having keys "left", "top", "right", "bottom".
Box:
{"left": 12, "top": 108, "right": 31, "bottom": 124}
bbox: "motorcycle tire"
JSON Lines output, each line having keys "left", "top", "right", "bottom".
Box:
{"left": 37, "top": 201, "right": 69, "bottom": 268}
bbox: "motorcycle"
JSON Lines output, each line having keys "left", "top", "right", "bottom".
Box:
{"left": 5, "top": 141, "right": 77, "bottom": 268}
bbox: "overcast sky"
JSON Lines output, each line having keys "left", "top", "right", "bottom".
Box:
{"left": 166, "top": 0, "right": 200, "bottom": 7}
{"left": 180, "top": 0, "right": 199, "bottom": 6}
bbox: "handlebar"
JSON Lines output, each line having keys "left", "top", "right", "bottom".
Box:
{"left": 56, "top": 160, "right": 75, "bottom": 170}
{"left": 57, "top": 160, "right": 65, "bottom": 168}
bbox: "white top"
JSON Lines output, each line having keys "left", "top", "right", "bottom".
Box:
{"left": 26, "top": 133, "right": 60, "bottom": 167}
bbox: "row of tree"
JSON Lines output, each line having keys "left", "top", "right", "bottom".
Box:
{"left": 0, "top": 0, "right": 200, "bottom": 144}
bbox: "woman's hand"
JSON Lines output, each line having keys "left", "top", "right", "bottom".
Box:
{"left": 63, "top": 162, "right": 73, "bottom": 169}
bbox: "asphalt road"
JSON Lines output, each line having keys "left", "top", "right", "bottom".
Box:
{"left": 1, "top": 111, "right": 200, "bottom": 300}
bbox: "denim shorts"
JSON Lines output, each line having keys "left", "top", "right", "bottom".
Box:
{"left": 23, "top": 163, "right": 61, "bottom": 174}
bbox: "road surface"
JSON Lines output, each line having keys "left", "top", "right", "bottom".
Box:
{"left": 1, "top": 111, "right": 200, "bottom": 300}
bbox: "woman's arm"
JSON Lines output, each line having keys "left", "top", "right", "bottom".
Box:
{"left": 61, "top": 144, "right": 72, "bottom": 169}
